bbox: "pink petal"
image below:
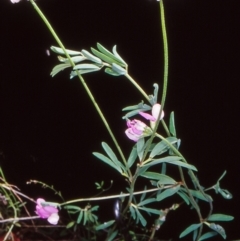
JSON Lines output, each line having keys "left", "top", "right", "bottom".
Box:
{"left": 44, "top": 206, "right": 58, "bottom": 214}
{"left": 47, "top": 213, "right": 59, "bottom": 225}
{"left": 35, "top": 198, "right": 58, "bottom": 219}
{"left": 36, "top": 206, "right": 50, "bottom": 218}
{"left": 152, "top": 104, "right": 164, "bottom": 120}
{"left": 139, "top": 112, "right": 156, "bottom": 121}
{"left": 125, "top": 129, "right": 139, "bottom": 142}
{"left": 36, "top": 198, "right": 45, "bottom": 207}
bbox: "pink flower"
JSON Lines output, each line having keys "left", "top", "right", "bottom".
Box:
{"left": 125, "top": 119, "right": 152, "bottom": 142}
{"left": 139, "top": 103, "right": 164, "bottom": 128}
{"left": 35, "top": 198, "right": 59, "bottom": 225}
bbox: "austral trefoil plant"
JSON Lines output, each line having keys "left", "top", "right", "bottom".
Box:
{"left": 7, "top": 0, "right": 235, "bottom": 241}
{"left": 48, "top": 42, "right": 234, "bottom": 239}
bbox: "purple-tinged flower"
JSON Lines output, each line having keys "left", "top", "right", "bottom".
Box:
{"left": 125, "top": 119, "right": 152, "bottom": 142}
{"left": 139, "top": 103, "right": 164, "bottom": 128}
{"left": 35, "top": 198, "right": 59, "bottom": 225}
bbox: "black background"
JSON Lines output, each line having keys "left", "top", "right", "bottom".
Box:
{"left": 0, "top": 0, "right": 239, "bottom": 240}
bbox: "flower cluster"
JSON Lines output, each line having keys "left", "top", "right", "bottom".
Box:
{"left": 125, "top": 103, "right": 164, "bottom": 142}
{"left": 35, "top": 198, "right": 59, "bottom": 225}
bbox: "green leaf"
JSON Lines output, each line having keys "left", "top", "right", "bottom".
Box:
{"left": 140, "top": 186, "right": 147, "bottom": 202}
{"left": 207, "top": 214, "right": 234, "bottom": 222}
{"left": 218, "top": 188, "right": 233, "bottom": 199}
{"left": 213, "top": 171, "right": 232, "bottom": 199}
{"left": 150, "top": 137, "right": 178, "bottom": 158}
{"left": 112, "top": 45, "right": 127, "bottom": 65}
{"left": 137, "top": 138, "right": 145, "bottom": 161}
{"left": 143, "top": 156, "right": 197, "bottom": 171}
{"left": 72, "top": 67, "right": 100, "bottom": 75}
{"left": 77, "top": 210, "right": 83, "bottom": 224}
{"left": 140, "top": 171, "right": 163, "bottom": 180}
{"left": 129, "top": 205, "right": 136, "bottom": 220}
{"left": 95, "top": 220, "right": 115, "bottom": 231}
{"left": 58, "top": 55, "right": 86, "bottom": 63}
{"left": 187, "top": 189, "right": 213, "bottom": 202}
{"left": 199, "top": 231, "right": 217, "bottom": 241}
{"left": 64, "top": 205, "right": 81, "bottom": 211}
{"left": 50, "top": 46, "right": 81, "bottom": 55}
{"left": 107, "top": 230, "right": 118, "bottom": 241}
{"left": 89, "top": 213, "right": 98, "bottom": 223}
{"left": 150, "top": 180, "right": 158, "bottom": 186}
{"left": 91, "top": 48, "right": 123, "bottom": 66}
{"left": 161, "top": 162, "right": 166, "bottom": 174}
{"left": 50, "top": 63, "right": 72, "bottom": 77}
{"left": 102, "top": 142, "right": 126, "bottom": 174}
{"left": 135, "top": 208, "right": 147, "bottom": 226}
{"left": 83, "top": 210, "right": 88, "bottom": 225}
{"left": 193, "top": 228, "right": 198, "bottom": 241}
{"left": 102, "top": 142, "right": 119, "bottom": 164}
{"left": 127, "top": 146, "right": 138, "bottom": 168}
{"left": 169, "top": 112, "right": 176, "bottom": 137}
{"left": 91, "top": 205, "right": 99, "bottom": 212}
{"left": 93, "top": 152, "right": 122, "bottom": 174}
{"left": 137, "top": 166, "right": 149, "bottom": 177}
{"left": 122, "top": 104, "right": 140, "bottom": 111}
{"left": 140, "top": 172, "right": 176, "bottom": 185}
{"left": 138, "top": 198, "right": 156, "bottom": 206}
{"left": 149, "top": 83, "right": 159, "bottom": 105}
{"left": 73, "top": 63, "right": 101, "bottom": 70}
{"left": 122, "top": 102, "right": 150, "bottom": 111}
{"left": 112, "top": 63, "right": 127, "bottom": 75}
{"left": 70, "top": 71, "right": 78, "bottom": 79}
{"left": 156, "top": 185, "right": 180, "bottom": 201}
{"left": 157, "top": 174, "right": 177, "bottom": 186}
{"left": 81, "top": 49, "right": 102, "bottom": 64}
{"left": 177, "top": 191, "right": 190, "bottom": 205}
{"left": 104, "top": 67, "right": 121, "bottom": 76}
{"left": 66, "top": 221, "right": 75, "bottom": 229}
{"left": 122, "top": 103, "right": 151, "bottom": 119}
{"left": 179, "top": 223, "right": 202, "bottom": 238}
{"left": 122, "top": 109, "right": 145, "bottom": 119}
{"left": 97, "top": 43, "right": 126, "bottom": 66}
{"left": 138, "top": 206, "right": 161, "bottom": 215}
{"left": 97, "top": 43, "right": 119, "bottom": 59}
{"left": 208, "top": 223, "right": 226, "bottom": 239}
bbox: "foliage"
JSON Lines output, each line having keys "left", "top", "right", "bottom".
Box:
{"left": 1, "top": 0, "right": 235, "bottom": 241}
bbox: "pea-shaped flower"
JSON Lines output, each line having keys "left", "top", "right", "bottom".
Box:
{"left": 125, "top": 119, "right": 152, "bottom": 142}
{"left": 139, "top": 103, "right": 164, "bottom": 129}
{"left": 35, "top": 198, "right": 59, "bottom": 225}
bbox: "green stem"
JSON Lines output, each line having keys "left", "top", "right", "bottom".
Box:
{"left": 141, "top": 0, "right": 169, "bottom": 164}
{"left": 118, "top": 4, "right": 171, "bottom": 235}
{"left": 159, "top": 0, "right": 169, "bottom": 111}
{"left": 77, "top": 73, "right": 131, "bottom": 176}
{"left": 161, "top": 119, "right": 171, "bottom": 136}
{"left": 28, "top": 0, "right": 130, "bottom": 176}
{"left": 0, "top": 216, "right": 40, "bottom": 224}
{"left": 124, "top": 74, "right": 150, "bottom": 102}
{"left": 60, "top": 185, "right": 173, "bottom": 206}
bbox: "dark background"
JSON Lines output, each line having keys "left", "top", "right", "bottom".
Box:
{"left": 0, "top": 0, "right": 239, "bottom": 240}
